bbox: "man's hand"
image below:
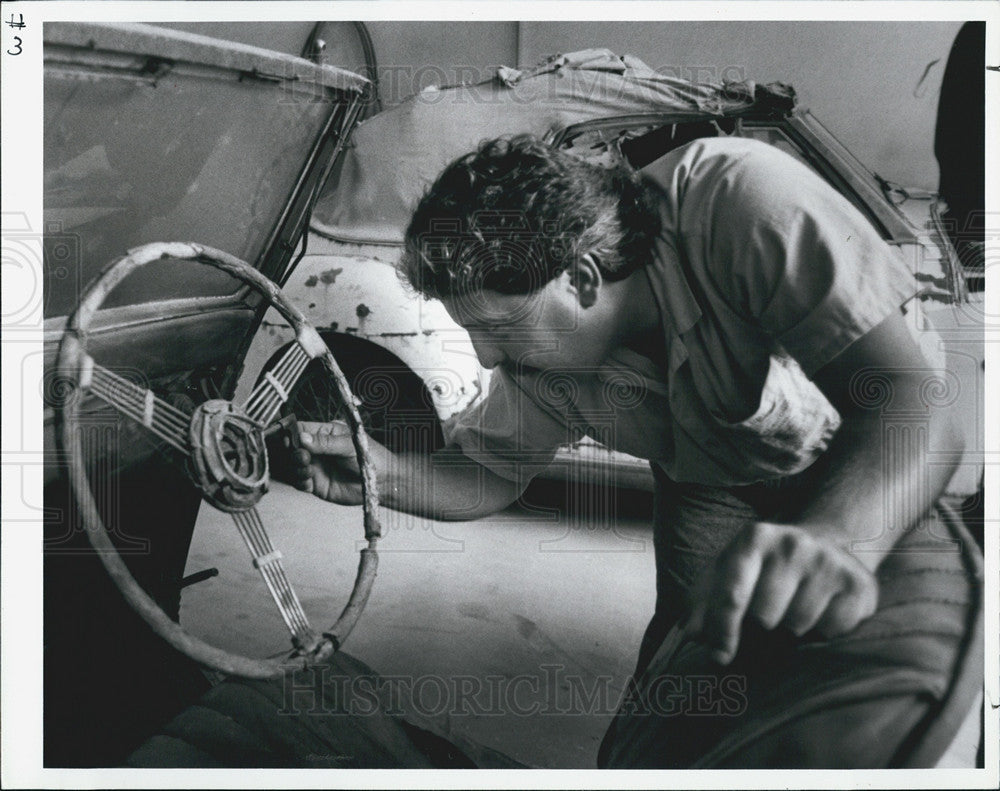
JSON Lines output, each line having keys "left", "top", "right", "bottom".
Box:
{"left": 686, "top": 522, "right": 878, "bottom": 665}
{"left": 289, "top": 420, "right": 367, "bottom": 505}
{"left": 277, "top": 418, "right": 524, "bottom": 520}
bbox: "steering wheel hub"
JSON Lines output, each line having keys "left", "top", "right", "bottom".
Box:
{"left": 189, "top": 399, "right": 269, "bottom": 512}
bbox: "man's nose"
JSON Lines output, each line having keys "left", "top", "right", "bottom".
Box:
{"left": 470, "top": 337, "right": 505, "bottom": 369}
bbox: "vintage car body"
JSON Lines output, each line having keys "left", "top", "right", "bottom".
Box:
{"left": 241, "top": 49, "right": 981, "bottom": 493}
{"left": 41, "top": 22, "right": 369, "bottom": 765}
{"left": 38, "top": 23, "right": 985, "bottom": 767}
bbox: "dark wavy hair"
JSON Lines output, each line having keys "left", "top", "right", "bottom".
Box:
{"left": 400, "top": 135, "right": 661, "bottom": 299}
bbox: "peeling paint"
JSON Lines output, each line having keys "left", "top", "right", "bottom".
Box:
{"left": 319, "top": 253, "right": 394, "bottom": 266}
{"left": 304, "top": 267, "right": 344, "bottom": 287}
{"left": 355, "top": 303, "right": 371, "bottom": 318}
{"left": 320, "top": 267, "right": 344, "bottom": 285}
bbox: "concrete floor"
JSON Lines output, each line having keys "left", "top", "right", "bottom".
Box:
{"left": 180, "top": 480, "right": 656, "bottom": 768}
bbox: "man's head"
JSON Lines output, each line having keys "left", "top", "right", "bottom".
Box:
{"left": 400, "top": 135, "right": 661, "bottom": 369}
{"left": 401, "top": 135, "right": 660, "bottom": 299}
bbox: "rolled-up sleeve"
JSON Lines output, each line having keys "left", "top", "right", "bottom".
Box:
{"left": 445, "top": 365, "right": 568, "bottom": 482}
{"left": 692, "top": 140, "right": 915, "bottom": 377}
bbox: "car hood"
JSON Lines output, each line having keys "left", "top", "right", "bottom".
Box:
{"left": 311, "top": 48, "right": 794, "bottom": 245}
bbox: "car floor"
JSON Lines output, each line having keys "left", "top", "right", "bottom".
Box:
{"left": 180, "top": 480, "right": 656, "bottom": 769}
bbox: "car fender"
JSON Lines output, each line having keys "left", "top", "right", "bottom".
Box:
{"left": 240, "top": 235, "right": 489, "bottom": 421}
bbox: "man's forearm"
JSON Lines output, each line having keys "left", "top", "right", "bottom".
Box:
{"left": 794, "top": 395, "right": 964, "bottom": 570}
{"left": 687, "top": 381, "right": 964, "bottom": 663}
{"left": 375, "top": 445, "right": 525, "bottom": 521}
{"left": 798, "top": 312, "right": 968, "bottom": 570}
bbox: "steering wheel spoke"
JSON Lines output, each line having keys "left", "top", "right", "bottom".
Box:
{"left": 82, "top": 354, "right": 191, "bottom": 454}
{"left": 231, "top": 506, "right": 318, "bottom": 651}
{"left": 244, "top": 327, "right": 329, "bottom": 427}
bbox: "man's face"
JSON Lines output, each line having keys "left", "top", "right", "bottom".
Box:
{"left": 440, "top": 269, "right": 619, "bottom": 372}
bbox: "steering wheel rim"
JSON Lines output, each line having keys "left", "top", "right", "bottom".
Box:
{"left": 55, "top": 241, "right": 382, "bottom": 679}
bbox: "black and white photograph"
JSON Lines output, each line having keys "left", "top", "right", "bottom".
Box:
{"left": 1, "top": 1, "right": 996, "bottom": 787}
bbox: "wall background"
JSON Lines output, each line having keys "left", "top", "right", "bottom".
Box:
{"left": 162, "top": 20, "right": 965, "bottom": 190}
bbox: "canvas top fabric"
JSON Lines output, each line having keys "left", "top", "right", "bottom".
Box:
{"left": 311, "top": 49, "right": 795, "bottom": 245}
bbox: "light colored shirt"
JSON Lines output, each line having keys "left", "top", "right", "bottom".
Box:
{"left": 447, "top": 137, "right": 917, "bottom": 487}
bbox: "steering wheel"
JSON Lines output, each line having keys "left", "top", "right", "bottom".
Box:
{"left": 55, "top": 241, "right": 382, "bottom": 679}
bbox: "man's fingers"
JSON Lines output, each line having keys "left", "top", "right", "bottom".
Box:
{"left": 747, "top": 553, "right": 803, "bottom": 630}
{"left": 697, "top": 546, "right": 764, "bottom": 665}
{"left": 288, "top": 447, "right": 314, "bottom": 494}
{"left": 779, "top": 570, "right": 838, "bottom": 636}
{"left": 748, "top": 534, "right": 839, "bottom": 633}
{"left": 291, "top": 448, "right": 314, "bottom": 484}
{"left": 298, "top": 420, "right": 355, "bottom": 456}
{"left": 689, "top": 524, "right": 880, "bottom": 665}
{"left": 815, "top": 573, "right": 878, "bottom": 637}
{"left": 286, "top": 420, "right": 367, "bottom": 505}
{"left": 298, "top": 420, "right": 349, "bottom": 435}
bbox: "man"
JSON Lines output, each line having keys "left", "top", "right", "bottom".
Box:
{"left": 291, "top": 135, "right": 982, "bottom": 767}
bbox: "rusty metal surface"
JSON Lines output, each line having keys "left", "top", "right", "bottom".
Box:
{"left": 45, "top": 22, "right": 369, "bottom": 93}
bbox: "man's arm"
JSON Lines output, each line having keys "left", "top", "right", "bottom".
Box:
{"left": 292, "top": 420, "right": 526, "bottom": 521}
{"left": 689, "top": 310, "right": 964, "bottom": 663}
{"left": 797, "top": 309, "right": 964, "bottom": 564}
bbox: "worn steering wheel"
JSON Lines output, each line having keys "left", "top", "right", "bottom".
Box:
{"left": 55, "top": 242, "right": 382, "bottom": 679}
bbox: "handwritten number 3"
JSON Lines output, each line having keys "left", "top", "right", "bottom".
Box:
{"left": 8, "top": 35, "right": 22, "bottom": 55}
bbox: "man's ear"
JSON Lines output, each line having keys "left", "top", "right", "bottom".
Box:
{"left": 567, "top": 253, "right": 603, "bottom": 308}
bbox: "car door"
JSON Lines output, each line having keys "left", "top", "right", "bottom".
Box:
{"left": 41, "top": 22, "right": 367, "bottom": 766}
